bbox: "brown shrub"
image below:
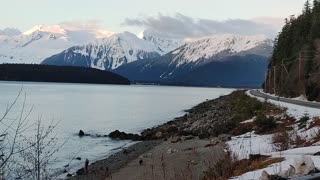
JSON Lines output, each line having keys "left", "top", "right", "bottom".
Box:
{"left": 309, "top": 116, "right": 320, "bottom": 129}
{"left": 203, "top": 154, "right": 284, "bottom": 180}
{"left": 231, "top": 122, "right": 254, "bottom": 136}
{"left": 272, "top": 130, "right": 290, "bottom": 151}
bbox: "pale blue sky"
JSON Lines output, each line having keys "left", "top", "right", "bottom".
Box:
{"left": 1, "top": 0, "right": 306, "bottom": 33}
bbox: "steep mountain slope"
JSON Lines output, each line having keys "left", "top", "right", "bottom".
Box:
{"left": 0, "top": 28, "right": 21, "bottom": 36}
{"left": 264, "top": 1, "right": 320, "bottom": 101}
{"left": 42, "top": 31, "right": 183, "bottom": 70}
{"left": 170, "top": 55, "right": 269, "bottom": 87}
{"left": 0, "top": 25, "right": 113, "bottom": 64}
{"left": 138, "top": 30, "right": 184, "bottom": 54}
{"left": 114, "top": 34, "right": 273, "bottom": 87}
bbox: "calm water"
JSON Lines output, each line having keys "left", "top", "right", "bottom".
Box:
{"left": 0, "top": 81, "right": 234, "bottom": 175}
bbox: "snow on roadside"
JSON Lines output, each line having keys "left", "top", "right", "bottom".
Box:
{"left": 246, "top": 91, "right": 320, "bottom": 119}
{"left": 228, "top": 91, "right": 320, "bottom": 180}
{"left": 231, "top": 146, "right": 320, "bottom": 180}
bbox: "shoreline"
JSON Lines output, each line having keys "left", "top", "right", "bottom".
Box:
{"left": 69, "top": 140, "right": 161, "bottom": 180}
{"left": 69, "top": 91, "right": 258, "bottom": 179}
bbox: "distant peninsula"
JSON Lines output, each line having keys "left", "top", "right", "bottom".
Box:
{"left": 0, "top": 64, "right": 130, "bottom": 85}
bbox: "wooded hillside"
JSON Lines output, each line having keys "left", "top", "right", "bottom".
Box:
{"left": 264, "top": 0, "right": 320, "bottom": 101}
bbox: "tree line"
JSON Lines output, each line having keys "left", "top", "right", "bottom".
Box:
{"left": 265, "top": 0, "right": 320, "bottom": 101}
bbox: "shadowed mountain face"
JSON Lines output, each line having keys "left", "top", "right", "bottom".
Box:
{"left": 114, "top": 54, "right": 268, "bottom": 88}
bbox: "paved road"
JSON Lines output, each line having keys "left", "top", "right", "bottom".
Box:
{"left": 249, "top": 90, "right": 320, "bottom": 109}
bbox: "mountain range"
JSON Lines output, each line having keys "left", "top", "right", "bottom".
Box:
{"left": 115, "top": 34, "right": 272, "bottom": 87}
{"left": 1, "top": 25, "right": 273, "bottom": 87}
{"left": 0, "top": 25, "right": 114, "bottom": 64}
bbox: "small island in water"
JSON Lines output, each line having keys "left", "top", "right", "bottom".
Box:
{"left": 0, "top": 64, "right": 130, "bottom": 85}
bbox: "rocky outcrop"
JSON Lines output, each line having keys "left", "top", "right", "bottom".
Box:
{"left": 141, "top": 91, "right": 247, "bottom": 140}
{"left": 108, "top": 130, "right": 143, "bottom": 141}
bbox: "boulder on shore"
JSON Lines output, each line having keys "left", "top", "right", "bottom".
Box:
{"left": 78, "top": 130, "right": 91, "bottom": 137}
{"left": 170, "top": 136, "right": 181, "bottom": 143}
{"left": 79, "top": 130, "right": 85, "bottom": 137}
{"left": 76, "top": 168, "right": 85, "bottom": 175}
{"left": 108, "top": 130, "right": 143, "bottom": 141}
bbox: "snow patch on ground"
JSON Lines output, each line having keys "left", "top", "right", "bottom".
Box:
{"left": 246, "top": 91, "right": 320, "bottom": 119}
{"left": 228, "top": 91, "right": 320, "bottom": 179}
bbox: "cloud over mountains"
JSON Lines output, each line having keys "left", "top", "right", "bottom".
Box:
{"left": 123, "top": 13, "right": 283, "bottom": 39}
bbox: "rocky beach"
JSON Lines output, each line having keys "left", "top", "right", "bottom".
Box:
{"left": 69, "top": 90, "right": 285, "bottom": 180}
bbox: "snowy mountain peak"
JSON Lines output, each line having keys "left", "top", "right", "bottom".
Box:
{"left": 138, "top": 30, "right": 184, "bottom": 55}
{"left": 42, "top": 31, "right": 184, "bottom": 70}
{"left": 0, "top": 24, "right": 117, "bottom": 64}
{"left": 0, "top": 28, "right": 21, "bottom": 36}
{"left": 23, "top": 25, "right": 66, "bottom": 36}
{"left": 172, "top": 34, "right": 273, "bottom": 65}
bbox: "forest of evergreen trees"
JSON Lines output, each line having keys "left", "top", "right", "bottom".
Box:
{"left": 0, "top": 64, "right": 130, "bottom": 85}
{"left": 265, "top": 0, "right": 320, "bottom": 101}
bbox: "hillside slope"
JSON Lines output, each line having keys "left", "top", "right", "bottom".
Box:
{"left": 264, "top": 1, "right": 320, "bottom": 101}
{"left": 42, "top": 31, "right": 183, "bottom": 70}
{"left": 114, "top": 34, "right": 272, "bottom": 87}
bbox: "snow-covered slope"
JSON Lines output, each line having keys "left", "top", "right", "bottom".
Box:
{"left": 114, "top": 34, "right": 273, "bottom": 87}
{"left": 42, "top": 31, "right": 183, "bottom": 70}
{"left": 0, "top": 28, "right": 21, "bottom": 36}
{"left": 171, "top": 34, "right": 273, "bottom": 66}
{"left": 0, "top": 25, "right": 114, "bottom": 64}
{"left": 138, "top": 30, "right": 184, "bottom": 55}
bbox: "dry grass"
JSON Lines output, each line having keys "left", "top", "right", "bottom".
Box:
{"left": 272, "top": 130, "right": 291, "bottom": 151}
{"left": 202, "top": 154, "right": 284, "bottom": 180}
{"left": 231, "top": 122, "right": 254, "bottom": 136}
{"left": 309, "top": 116, "right": 320, "bottom": 129}
{"left": 233, "top": 157, "right": 284, "bottom": 177}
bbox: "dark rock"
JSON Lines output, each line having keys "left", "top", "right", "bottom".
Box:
{"left": 76, "top": 168, "right": 85, "bottom": 175}
{"left": 181, "top": 135, "right": 194, "bottom": 141}
{"left": 155, "top": 131, "right": 163, "bottom": 139}
{"left": 123, "top": 148, "right": 134, "bottom": 155}
{"left": 314, "top": 151, "right": 320, "bottom": 156}
{"left": 249, "top": 154, "right": 269, "bottom": 161}
{"left": 76, "top": 157, "right": 81, "bottom": 160}
{"left": 170, "top": 136, "right": 181, "bottom": 143}
{"left": 166, "top": 125, "right": 178, "bottom": 133}
{"left": 66, "top": 173, "right": 72, "bottom": 177}
{"left": 79, "top": 130, "right": 85, "bottom": 137}
{"left": 199, "top": 132, "right": 210, "bottom": 139}
{"left": 218, "top": 134, "right": 232, "bottom": 141}
{"left": 63, "top": 169, "right": 67, "bottom": 173}
{"left": 108, "top": 130, "right": 143, "bottom": 141}
{"left": 204, "top": 144, "right": 215, "bottom": 148}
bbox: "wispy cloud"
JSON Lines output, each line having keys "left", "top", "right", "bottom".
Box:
{"left": 59, "top": 19, "right": 104, "bottom": 31}
{"left": 59, "top": 20, "right": 114, "bottom": 38}
{"left": 122, "top": 13, "right": 283, "bottom": 39}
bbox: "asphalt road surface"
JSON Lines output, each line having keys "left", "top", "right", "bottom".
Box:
{"left": 249, "top": 90, "right": 320, "bottom": 109}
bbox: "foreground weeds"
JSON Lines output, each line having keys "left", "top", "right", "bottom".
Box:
{"left": 203, "top": 154, "right": 284, "bottom": 180}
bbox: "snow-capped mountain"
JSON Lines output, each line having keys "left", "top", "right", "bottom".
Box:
{"left": 42, "top": 31, "right": 184, "bottom": 70}
{"left": 114, "top": 34, "right": 273, "bottom": 87}
{"left": 138, "top": 30, "right": 184, "bottom": 55}
{"left": 0, "top": 28, "right": 21, "bottom": 37}
{"left": 0, "top": 25, "right": 114, "bottom": 64}
{"left": 170, "top": 34, "right": 273, "bottom": 66}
